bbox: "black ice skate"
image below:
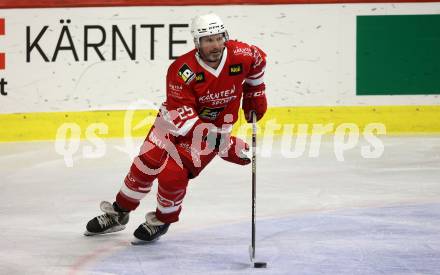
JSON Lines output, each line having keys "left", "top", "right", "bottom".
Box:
{"left": 131, "top": 212, "right": 170, "bottom": 245}
{"left": 84, "top": 201, "right": 129, "bottom": 236}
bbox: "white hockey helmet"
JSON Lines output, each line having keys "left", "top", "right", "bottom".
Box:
{"left": 190, "top": 13, "right": 229, "bottom": 48}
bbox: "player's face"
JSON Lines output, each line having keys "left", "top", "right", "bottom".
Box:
{"left": 199, "top": 34, "right": 226, "bottom": 63}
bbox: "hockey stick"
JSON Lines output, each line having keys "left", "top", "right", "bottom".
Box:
{"left": 249, "top": 111, "right": 267, "bottom": 268}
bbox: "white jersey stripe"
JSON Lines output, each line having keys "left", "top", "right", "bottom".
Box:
{"left": 245, "top": 75, "right": 265, "bottom": 86}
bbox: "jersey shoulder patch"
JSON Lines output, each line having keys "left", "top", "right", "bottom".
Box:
{"left": 169, "top": 49, "right": 198, "bottom": 85}
{"left": 177, "top": 63, "right": 196, "bottom": 84}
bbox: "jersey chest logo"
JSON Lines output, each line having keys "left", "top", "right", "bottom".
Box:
{"left": 199, "top": 107, "right": 225, "bottom": 121}
{"left": 178, "top": 64, "right": 195, "bottom": 83}
{"left": 195, "top": 72, "right": 205, "bottom": 83}
{"left": 229, "top": 63, "right": 242, "bottom": 76}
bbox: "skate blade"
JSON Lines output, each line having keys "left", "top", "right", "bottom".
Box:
{"left": 84, "top": 225, "right": 126, "bottom": 236}
{"left": 131, "top": 237, "right": 160, "bottom": 245}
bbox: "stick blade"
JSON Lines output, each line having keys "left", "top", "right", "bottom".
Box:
{"left": 254, "top": 262, "right": 267, "bottom": 268}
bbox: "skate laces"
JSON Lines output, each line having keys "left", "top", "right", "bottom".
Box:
{"left": 141, "top": 222, "right": 162, "bottom": 235}
{"left": 96, "top": 214, "right": 117, "bottom": 228}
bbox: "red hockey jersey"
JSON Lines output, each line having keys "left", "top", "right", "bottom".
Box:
{"left": 160, "top": 40, "right": 266, "bottom": 139}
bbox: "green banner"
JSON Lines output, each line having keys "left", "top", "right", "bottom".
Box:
{"left": 356, "top": 14, "right": 440, "bottom": 95}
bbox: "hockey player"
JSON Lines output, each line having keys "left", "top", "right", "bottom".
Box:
{"left": 85, "top": 13, "right": 267, "bottom": 243}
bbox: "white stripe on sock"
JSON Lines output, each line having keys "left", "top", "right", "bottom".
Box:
{"left": 120, "top": 184, "right": 149, "bottom": 200}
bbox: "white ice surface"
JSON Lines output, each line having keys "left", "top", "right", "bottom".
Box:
{"left": 0, "top": 136, "right": 440, "bottom": 274}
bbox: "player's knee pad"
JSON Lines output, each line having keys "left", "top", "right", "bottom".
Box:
{"left": 126, "top": 162, "right": 156, "bottom": 187}
{"left": 138, "top": 136, "right": 169, "bottom": 170}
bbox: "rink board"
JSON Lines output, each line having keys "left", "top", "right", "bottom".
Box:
{"left": 1, "top": 105, "right": 439, "bottom": 142}
{"left": 0, "top": 3, "right": 439, "bottom": 141}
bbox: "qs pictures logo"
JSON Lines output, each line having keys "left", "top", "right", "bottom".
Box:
{"left": 0, "top": 18, "right": 7, "bottom": 96}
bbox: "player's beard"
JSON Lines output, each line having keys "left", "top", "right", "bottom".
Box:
{"left": 203, "top": 47, "right": 224, "bottom": 63}
{"left": 207, "top": 51, "right": 222, "bottom": 62}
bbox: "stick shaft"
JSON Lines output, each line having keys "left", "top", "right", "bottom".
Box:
{"left": 251, "top": 112, "right": 257, "bottom": 260}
